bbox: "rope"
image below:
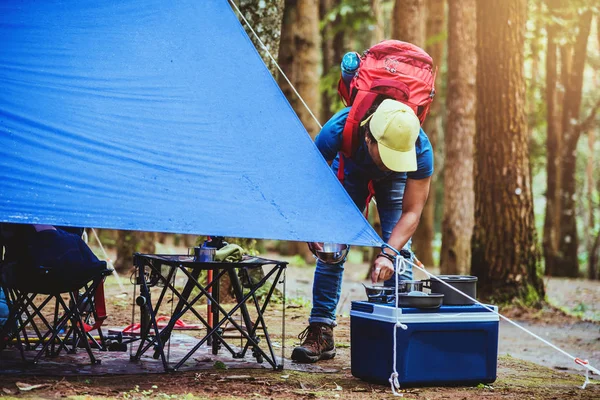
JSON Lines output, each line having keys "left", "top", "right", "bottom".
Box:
{"left": 227, "top": 0, "right": 322, "bottom": 130}
{"left": 389, "top": 255, "right": 407, "bottom": 396}
{"left": 391, "top": 252, "right": 600, "bottom": 389}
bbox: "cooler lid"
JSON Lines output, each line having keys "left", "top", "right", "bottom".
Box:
{"left": 350, "top": 301, "right": 499, "bottom": 324}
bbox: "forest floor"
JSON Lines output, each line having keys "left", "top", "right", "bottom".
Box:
{"left": 0, "top": 244, "right": 598, "bottom": 399}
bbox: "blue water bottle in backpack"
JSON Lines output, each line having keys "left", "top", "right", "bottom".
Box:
{"left": 340, "top": 52, "right": 361, "bottom": 90}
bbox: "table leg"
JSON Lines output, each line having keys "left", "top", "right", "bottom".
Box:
{"left": 212, "top": 267, "right": 220, "bottom": 355}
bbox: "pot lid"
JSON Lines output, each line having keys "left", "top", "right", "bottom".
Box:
{"left": 436, "top": 275, "right": 478, "bottom": 282}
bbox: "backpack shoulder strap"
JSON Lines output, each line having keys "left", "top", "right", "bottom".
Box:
{"left": 340, "top": 90, "right": 379, "bottom": 157}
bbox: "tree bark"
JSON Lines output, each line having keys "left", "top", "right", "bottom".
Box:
{"left": 295, "top": 0, "right": 321, "bottom": 137}
{"left": 278, "top": 0, "right": 298, "bottom": 108}
{"left": 392, "top": 0, "right": 427, "bottom": 263}
{"left": 440, "top": 0, "right": 475, "bottom": 276}
{"left": 320, "top": 0, "right": 343, "bottom": 121}
{"left": 237, "top": 0, "right": 285, "bottom": 77}
{"left": 276, "top": 0, "right": 320, "bottom": 262}
{"left": 588, "top": 128, "right": 598, "bottom": 280}
{"left": 412, "top": 0, "right": 444, "bottom": 268}
{"left": 472, "top": 0, "right": 544, "bottom": 303}
{"left": 392, "top": 0, "right": 426, "bottom": 47}
{"left": 555, "top": 10, "right": 593, "bottom": 277}
{"left": 115, "top": 230, "right": 156, "bottom": 273}
{"left": 542, "top": 9, "right": 562, "bottom": 276}
{"left": 371, "top": 0, "right": 385, "bottom": 44}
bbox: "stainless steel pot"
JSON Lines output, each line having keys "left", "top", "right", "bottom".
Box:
{"left": 362, "top": 284, "right": 395, "bottom": 303}
{"left": 424, "top": 275, "right": 477, "bottom": 305}
{"left": 396, "top": 293, "right": 444, "bottom": 308}
{"left": 398, "top": 280, "right": 424, "bottom": 293}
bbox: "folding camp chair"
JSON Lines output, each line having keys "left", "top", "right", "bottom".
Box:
{"left": 0, "top": 264, "right": 112, "bottom": 364}
{"left": 0, "top": 224, "right": 112, "bottom": 364}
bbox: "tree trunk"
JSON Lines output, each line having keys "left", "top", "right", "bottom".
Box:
{"left": 412, "top": 0, "right": 444, "bottom": 268}
{"left": 392, "top": 0, "right": 426, "bottom": 47}
{"left": 371, "top": 0, "right": 384, "bottom": 44}
{"left": 237, "top": 0, "right": 284, "bottom": 77}
{"left": 276, "top": 0, "right": 320, "bottom": 262}
{"left": 542, "top": 13, "right": 562, "bottom": 276}
{"left": 115, "top": 231, "right": 156, "bottom": 273}
{"left": 472, "top": 0, "right": 544, "bottom": 304}
{"left": 320, "top": 0, "right": 343, "bottom": 121}
{"left": 555, "top": 10, "right": 593, "bottom": 277}
{"left": 440, "top": 0, "right": 475, "bottom": 276}
{"left": 115, "top": 230, "right": 137, "bottom": 272}
{"left": 588, "top": 128, "right": 598, "bottom": 280}
{"left": 392, "top": 0, "right": 427, "bottom": 262}
{"left": 295, "top": 0, "right": 321, "bottom": 137}
{"left": 278, "top": 0, "right": 298, "bottom": 108}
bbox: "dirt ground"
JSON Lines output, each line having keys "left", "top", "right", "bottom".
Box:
{"left": 1, "top": 246, "right": 599, "bottom": 399}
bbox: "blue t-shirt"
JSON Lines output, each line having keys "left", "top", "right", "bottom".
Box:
{"left": 315, "top": 107, "right": 434, "bottom": 181}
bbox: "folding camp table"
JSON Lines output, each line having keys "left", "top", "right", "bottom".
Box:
{"left": 129, "top": 253, "right": 286, "bottom": 372}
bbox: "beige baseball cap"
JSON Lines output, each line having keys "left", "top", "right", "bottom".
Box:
{"left": 361, "top": 99, "right": 420, "bottom": 172}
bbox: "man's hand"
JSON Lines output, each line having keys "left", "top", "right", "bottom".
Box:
{"left": 309, "top": 242, "right": 323, "bottom": 251}
{"left": 371, "top": 255, "right": 395, "bottom": 283}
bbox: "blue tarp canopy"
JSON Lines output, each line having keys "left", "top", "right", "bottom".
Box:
{"left": 0, "top": 0, "right": 382, "bottom": 246}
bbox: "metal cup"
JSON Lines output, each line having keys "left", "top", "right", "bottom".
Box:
{"left": 194, "top": 246, "right": 215, "bottom": 262}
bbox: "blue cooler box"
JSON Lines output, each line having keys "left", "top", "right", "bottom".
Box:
{"left": 350, "top": 301, "right": 499, "bottom": 386}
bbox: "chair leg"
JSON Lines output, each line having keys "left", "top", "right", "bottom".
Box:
{"left": 67, "top": 292, "right": 98, "bottom": 364}
{"left": 31, "top": 294, "right": 77, "bottom": 364}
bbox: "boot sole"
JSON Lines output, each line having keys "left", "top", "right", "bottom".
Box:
{"left": 291, "top": 348, "right": 336, "bottom": 363}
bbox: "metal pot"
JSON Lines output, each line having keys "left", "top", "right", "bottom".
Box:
{"left": 396, "top": 293, "right": 444, "bottom": 309}
{"left": 425, "top": 275, "right": 477, "bottom": 305}
{"left": 398, "top": 280, "right": 424, "bottom": 293}
{"left": 363, "top": 284, "right": 395, "bottom": 303}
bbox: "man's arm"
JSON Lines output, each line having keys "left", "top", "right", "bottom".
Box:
{"left": 372, "top": 177, "right": 431, "bottom": 282}
{"left": 386, "top": 177, "right": 431, "bottom": 252}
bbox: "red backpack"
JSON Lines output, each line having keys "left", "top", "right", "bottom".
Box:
{"left": 337, "top": 40, "right": 436, "bottom": 161}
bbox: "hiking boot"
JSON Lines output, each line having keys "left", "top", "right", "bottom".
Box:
{"left": 291, "top": 322, "right": 336, "bottom": 363}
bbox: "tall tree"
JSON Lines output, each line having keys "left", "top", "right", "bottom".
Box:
{"left": 542, "top": 2, "right": 596, "bottom": 277}
{"left": 278, "top": 0, "right": 298, "bottom": 109}
{"left": 371, "top": 0, "right": 384, "bottom": 44}
{"left": 440, "top": 0, "right": 475, "bottom": 275}
{"left": 115, "top": 231, "right": 156, "bottom": 273}
{"left": 555, "top": 9, "right": 593, "bottom": 277}
{"left": 392, "top": 0, "right": 428, "bottom": 262}
{"left": 295, "top": 0, "right": 322, "bottom": 137}
{"left": 588, "top": 127, "right": 599, "bottom": 280}
{"left": 412, "top": 0, "right": 444, "bottom": 268}
{"left": 278, "top": 0, "right": 321, "bottom": 261}
{"left": 237, "top": 0, "right": 285, "bottom": 76}
{"left": 320, "top": 0, "right": 343, "bottom": 122}
{"left": 392, "top": 0, "right": 426, "bottom": 46}
{"left": 542, "top": 1, "right": 563, "bottom": 277}
{"left": 472, "top": 0, "right": 544, "bottom": 303}
{"left": 590, "top": 14, "right": 600, "bottom": 280}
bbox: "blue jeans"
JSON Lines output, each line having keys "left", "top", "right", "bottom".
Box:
{"left": 309, "top": 164, "right": 413, "bottom": 327}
